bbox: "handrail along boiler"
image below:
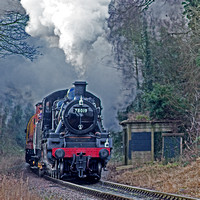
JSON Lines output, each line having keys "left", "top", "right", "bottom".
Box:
{"left": 25, "top": 81, "right": 112, "bottom": 180}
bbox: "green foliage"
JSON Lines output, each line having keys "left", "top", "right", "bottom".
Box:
{"left": 150, "top": 27, "right": 185, "bottom": 86}
{"left": 195, "top": 50, "right": 200, "bottom": 67}
{"left": 143, "top": 84, "right": 188, "bottom": 120}
{"left": 182, "top": 0, "right": 200, "bottom": 31}
{"left": 194, "top": 136, "right": 200, "bottom": 144}
{"left": 195, "top": 55, "right": 200, "bottom": 67}
{"left": 120, "top": 25, "right": 191, "bottom": 120}
{"left": 117, "top": 110, "right": 128, "bottom": 122}
{"left": 0, "top": 95, "right": 34, "bottom": 156}
{"left": 135, "top": 114, "right": 150, "bottom": 121}
{"left": 110, "top": 131, "right": 123, "bottom": 162}
{"left": 7, "top": 105, "right": 24, "bottom": 147}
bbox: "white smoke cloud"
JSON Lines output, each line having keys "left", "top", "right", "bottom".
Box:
{"left": 20, "top": 0, "right": 109, "bottom": 75}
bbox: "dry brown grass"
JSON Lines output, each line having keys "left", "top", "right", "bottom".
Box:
{"left": 0, "top": 154, "right": 42, "bottom": 200}
{"left": 107, "top": 158, "right": 200, "bottom": 198}
{"left": 0, "top": 174, "right": 42, "bottom": 200}
{"left": 0, "top": 156, "right": 23, "bottom": 174}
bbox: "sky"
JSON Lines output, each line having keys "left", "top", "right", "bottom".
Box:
{"left": 0, "top": 0, "right": 123, "bottom": 130}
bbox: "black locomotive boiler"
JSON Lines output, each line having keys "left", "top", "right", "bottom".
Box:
{"left": 25, "top": 81, "right": 112, "bottom": 181}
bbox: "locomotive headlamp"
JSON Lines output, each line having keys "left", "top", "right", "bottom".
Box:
{"left": 55, "top": 149, "right": 65, "bottom": 159}
{"left": 99, "top": 149, "right": 109, "bottom": 159}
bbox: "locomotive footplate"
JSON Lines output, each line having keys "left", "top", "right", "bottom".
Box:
{"left": 75, "top": 152, "right": 87, "bottom": 178}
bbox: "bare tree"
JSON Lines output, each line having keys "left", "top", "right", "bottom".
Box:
{"left": 0, "top": 11, "right": 38, "bottom": 60}
{"left": 108, "top": 0, "right": 155, "bottom": 112}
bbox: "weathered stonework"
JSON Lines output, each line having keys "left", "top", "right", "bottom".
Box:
{"left": 120, "top": 120, "right": 182, "bottom": 165}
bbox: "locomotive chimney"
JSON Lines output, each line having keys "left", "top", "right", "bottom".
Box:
{"left": 73, "top": 81, "right": 87, "bottom": 97}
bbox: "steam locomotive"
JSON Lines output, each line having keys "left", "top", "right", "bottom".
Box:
{"left": 25, "top": 81, "right": 112, "bottom": 181}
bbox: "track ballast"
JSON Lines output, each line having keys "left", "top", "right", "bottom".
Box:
{"left": 43, "top": 175, "right": 198, "bottom": 200}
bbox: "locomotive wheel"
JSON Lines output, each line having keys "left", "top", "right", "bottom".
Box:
{"left": 55, "top": 160, "right": 64, "bottom": 179}
{"left": 58, "top": 160, "right": 64, "bottom": 179}
{"left": 59, "top": 160, "right": 64, "bottom": 178}
{"left": 89, "top": 162, "right": 102, "bottom": 182}
{"left": 97, "top": 162, "right": 102, "bottom": 180}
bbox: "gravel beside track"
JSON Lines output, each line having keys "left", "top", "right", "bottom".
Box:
{"left": 22, "top": 163, "right": 101, "bottom": 200}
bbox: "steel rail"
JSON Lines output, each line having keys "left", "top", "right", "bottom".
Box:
{"left": 99, "top": 180, "right": 199, "bottom": 200}
{"left": 44, "top": 175, "right": 199, "bottom": 200}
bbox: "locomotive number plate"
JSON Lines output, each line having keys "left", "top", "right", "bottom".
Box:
{"left": 74, "top": 107, "right": 88, "bottom": 113}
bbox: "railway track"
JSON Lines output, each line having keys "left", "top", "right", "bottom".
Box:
{"left": 44, "top": 176, "right": 199, "bottom": 200}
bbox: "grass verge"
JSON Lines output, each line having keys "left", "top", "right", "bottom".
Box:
{"left": 0, "top": 174, "right": 41, "bottom": 200}
{"left": 107, "top": 158, "right": 200, "bottom": 198}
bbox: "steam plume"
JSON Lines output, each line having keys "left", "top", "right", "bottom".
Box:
{"left": 20, "top": 0, "right": 109, "bottom": 75}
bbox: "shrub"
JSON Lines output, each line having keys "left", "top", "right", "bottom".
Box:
{"left": 143, "top": 83, "right": 188, "bottom": 120}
